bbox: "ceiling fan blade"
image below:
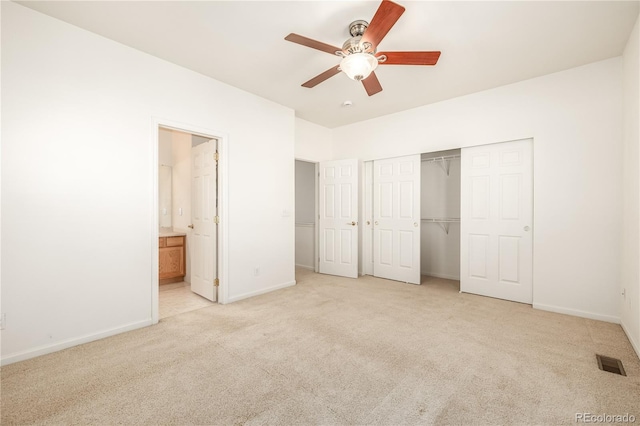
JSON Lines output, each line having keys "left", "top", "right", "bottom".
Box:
{"left": 378, "top": 51, "right": 441, "bottom": 66}
{"left": 361, "top": 0, "right": 406, "bottom": 48}
{"left": 362, "top": 71, "right": 383, "bottom": 96}
{"left": 302, "top": 65, "right": 342, "bottom": 88}
{"left": 285, "top": 33, "right": 341, "bottom": 55}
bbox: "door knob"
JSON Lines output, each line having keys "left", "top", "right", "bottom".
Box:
{"left": 366, "top": 221, "right": 371, "bottom": 225}
{"left": 375, "top": 221, "right": 379, "bottom": 225}
{"left": 414, "top": 222, "right": 418, "bottom": 227}
{"left": 347, "top": 221, "right": 356, "bottom": 226}
{"left": 188, "top": 224, "right": 194, "bottom": 229}
{"left": 524, "top": 226, "right": 530, "bottom": 231}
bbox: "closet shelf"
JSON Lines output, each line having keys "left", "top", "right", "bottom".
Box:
{"left": 421, "top": 155, "right": 460, "bottom": 176}
{"left": 421, "top": 218, "right": 460, "bottom": 234}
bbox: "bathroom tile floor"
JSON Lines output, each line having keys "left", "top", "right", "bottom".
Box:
{"left": 159, "top": 282, "right": 215, "bottom": 319}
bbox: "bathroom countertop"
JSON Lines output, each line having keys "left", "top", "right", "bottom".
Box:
{"left": 159, "top": 229, "right": 187, "bottom": 238}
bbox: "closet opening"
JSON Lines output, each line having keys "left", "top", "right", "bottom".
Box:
{"left": 362, "top": 149, "right": 460, "bottom": 289}
{"left": 363, "top": 139, "right": 531, "bottom": 302}
{"left": 420, "top": 149, "right": 461, "bottom": 291}
{"left": 294, "top": 159, "right": 319, "bottom": 280}
{"left": 153, "top": 122, "right": 227, "bottom": 322}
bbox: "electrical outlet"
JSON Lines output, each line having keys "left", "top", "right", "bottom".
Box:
{"left": 254, "top": 267, "right": 260, "bottom": 276}
{"left": 0, "top": 313, "right": 6, "bottom": 330}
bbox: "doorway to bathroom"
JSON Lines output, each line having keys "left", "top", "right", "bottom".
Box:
{"left": 153, "top": 121, "right": 227, "bottom": 321}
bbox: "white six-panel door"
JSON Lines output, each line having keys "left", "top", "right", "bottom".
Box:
{"left": 373, "top": 155, "right": 421, "bottom": 285}
{"left": 319, "top": 159, "right": 359, "bottom": 278}
{"left": 460, "top": 139, "right": 533, "bottom": 303}
{"left": 191, "top": 140, "right": 217, "bottom": 302}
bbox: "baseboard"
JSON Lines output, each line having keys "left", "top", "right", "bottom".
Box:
{"left": 532, "top": 303, "right": 620, "bottom": 324}
{"left": 226, "top": 280, "right": 297, "bottom": 304}
{"left": 1, "top": 319, "right": 153, "bottom": 366}
{"left": 621, "top": 320, "right": 640, "bottom": 360}
{"left": 422, "top": 272, "right": 460, "bottom": 281}
{"left": 159, "top": 276, "right": 183, "bottom": 285}
{"left": 295, "top": 263, "right": 314, "bottom": 271}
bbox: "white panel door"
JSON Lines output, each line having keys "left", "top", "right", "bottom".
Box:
{"left": 373, "top": 155, "right": 421, "bottom": 285}
{"left": 461, "top": 139, "right": 533, "bottom": 303}
{"left": 191, "top": 140, "right": 217, "bottom": 302}
{"left": 319, "top": 159, "right": 359, "bottom": 278}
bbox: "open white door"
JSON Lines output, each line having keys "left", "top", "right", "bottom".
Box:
{"left": 319, "top": 159, "right": 359, "bottom": 278}
{"left": 191, "top": 139, "right": 217, "bottom": 302}
{"left": 373, "top": 155, "right": 421, "bottom": 285}
{"left": 460, "top": 139, "right": 533, "bottom": 304}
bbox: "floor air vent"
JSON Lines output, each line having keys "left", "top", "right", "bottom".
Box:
{"left": 596, "top": 354, "right": 626, "bottom": 376}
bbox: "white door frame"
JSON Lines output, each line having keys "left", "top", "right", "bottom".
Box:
{"left": 314, "top": 162, "right": 319, "bottom": 273}
{"left": 362, "top": 161, "right": 374, "bottom": 276}
{"left": 151, "top": 117, "right": 230, "bottom": 324}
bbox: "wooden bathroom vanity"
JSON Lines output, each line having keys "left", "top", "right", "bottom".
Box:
{"left": 159, "top": 233, "right": 186, "bottom": 284}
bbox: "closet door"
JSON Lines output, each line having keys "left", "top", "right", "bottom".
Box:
{"left": 319, "top": 159, "right": 359, "bottom": 278}
{"left": 460, "top": 139, "right": 533, "bottom": 303}
{"left": 373, "top": 155, "right": 421, "bottom": 284}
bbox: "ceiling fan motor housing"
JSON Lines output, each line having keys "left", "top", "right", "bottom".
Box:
{"left": 343, "top": 20, "right": 375, "bottom": 54}
{"left": 349, "top": 20, "right": 369, "bottom": 37}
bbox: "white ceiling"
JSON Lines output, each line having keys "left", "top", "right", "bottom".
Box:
{"left": 17, "top": 1, "right": 640, "bottom": 128}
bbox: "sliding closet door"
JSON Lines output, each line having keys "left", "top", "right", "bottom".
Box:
{"left": 319, "top": 159, "right": 359, "bottom": 278}
{"left": 460, "top": 139, "right": 533, "bottom": 303}
{"left": 373, "top": 155, "right": 421, "bottom": 284}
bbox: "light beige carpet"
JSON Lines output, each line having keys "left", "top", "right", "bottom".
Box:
{"left": 2, "top": 269, "right": 639, "bottom": 425}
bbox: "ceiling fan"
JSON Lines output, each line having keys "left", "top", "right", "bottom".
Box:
{"left": 284, "top": 0, "right": 441, "bottom": 96}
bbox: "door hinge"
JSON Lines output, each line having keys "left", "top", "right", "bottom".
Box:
{"left": 214, "top": 278, "right": 219, "bottom": 287}
{"left": 214, "top": 152, "right": 219, "bottom": 161}
{"left": 214, "top": 216, "right": 220, "bottom": 224}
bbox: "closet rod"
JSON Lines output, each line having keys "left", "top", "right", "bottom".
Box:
{"left": 421, "top": 218, "right": 460, "bottom": 234}
{"left": 422, "top": 155, "right": 460, "bottom": 176}
{"left": 420, "top": 155, "right": 461, "bottom": 163}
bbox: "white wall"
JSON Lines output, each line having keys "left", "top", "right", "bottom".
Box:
{"left": 170, "top": 130, "right": 192, "bottom": 232}
{"left": 295, "top": 118, "right": 333, "bottom": 163}
{"left": 333, "top": 58, "right": 623, "bottom": 323}
{"left": 1, "top": 2, "right": 295, "bottom": 364}
{"left": 295, "top": 225, "right": 315, "bottom": 270}
{"left": 158, "top": 128, "right": 174, "bottom": 228}
{"left": 295, "top": 160, "right": 315, "bottom": 223}
{"left": 421, "top": 156, "right": 461, "bottom": 280}
{"left": 170, "top": 130, "right": 192, "bottom": 283}
{"left": 191, "top": 134, "right": 210, "bottom": 147}
{"left": 622, "top": 14, "right": 640, "bottom": 357}
{"left": 295, "top": 160, "right": 315, "bottom": 270}
{"left": 158, "top": 128, "right": 173, "bottom": 166}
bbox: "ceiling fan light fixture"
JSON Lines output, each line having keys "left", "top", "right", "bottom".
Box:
{"left": 340, "top": 53, "right": 378, "bottom": 81}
